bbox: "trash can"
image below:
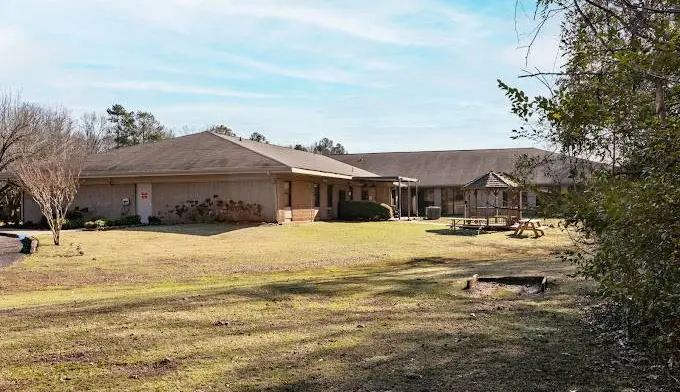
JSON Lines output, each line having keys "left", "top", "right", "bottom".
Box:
{"left": 425, "top": 206, "right": 442, "bottom": 220}
{"left": 18, "top": 235, "right": 34, "bottom": 254}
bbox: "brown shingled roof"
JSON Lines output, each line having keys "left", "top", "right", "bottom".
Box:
{"left": 82, "top": 132, "right": 379, "bottom": 178}
{"left": 332, "top": 148, "right": 570, "bottom": 187}
{"left": 463, "top": 171, "right": 519, "bottom": 189}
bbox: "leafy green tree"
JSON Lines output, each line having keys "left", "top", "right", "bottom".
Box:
{"left": 105, "top": 104, "right": 172, "bottom": 148}
{"left": 501, "top": 0, "right": 680, "bottom": 362}
{"left": 311, "top": 137, "right": 347, "bottom": 155}
{"left": 106, "top": 104, "right": 135, "bottom": 148}
{"left": 293, "top": 144, "right": 309, "bottom": 152}
{"left": 207, "top": 124, "right": 236, "bottom": 136}
{"left": 249, "top": 132, "right": 267, "bottom": 142}
{"left": 135, "top": 112, "right": 172, "bottom": 144}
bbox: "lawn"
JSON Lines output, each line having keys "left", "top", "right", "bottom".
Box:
{"left": 0, "top": 222, "right": 660, "bottom": 391}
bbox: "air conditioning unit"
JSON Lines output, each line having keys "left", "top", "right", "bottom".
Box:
{"left": 425, "top": 206, "right": 441, "bottom": 220}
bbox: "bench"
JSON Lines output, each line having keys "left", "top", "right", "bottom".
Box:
{"left": 514, "top": 219, "right": 549, "bottom": 237}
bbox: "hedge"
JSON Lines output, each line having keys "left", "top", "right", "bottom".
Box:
{"left": 338, "top": 201, "right": 393, "bottom": 221}
{"left": 84, "top": 215, "right": 142, "bottom": 230}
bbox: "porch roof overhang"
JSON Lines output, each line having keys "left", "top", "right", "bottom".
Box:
{"left": 352, "top": 175, "right": 418, "bottom": 183}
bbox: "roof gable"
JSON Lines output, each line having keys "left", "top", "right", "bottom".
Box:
{"left": 213, "top": 133, "right": 378, "bottom": 178}
{"left": 463, "top": 171, "right": 519, "bottom": 189}
{"left": 82, "top": 132, "right": 379, "bottom": 178}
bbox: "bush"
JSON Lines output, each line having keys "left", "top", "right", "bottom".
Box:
{"left": 63, "top": 218, "right": 86, "bottom": 230}
{"left": 84, "top": 215, "right": 141, "bottom": 229}
{"left": 148, "top": 216, "right": 162, "bottom": 225}
{"left": 117, "top": 215, "right": 142, "bottom": 226}
{"left": 84, "top": 220, "right": 106, "bottom": 230}
{"left": 338, "top": 201, "right": 393, "bottom": 221}
{"left": 65, "top": 210, "right": 84, "bottom": 221}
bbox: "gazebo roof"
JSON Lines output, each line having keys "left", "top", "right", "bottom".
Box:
{"left": 463, "top": 171, "right": 519, "bottom": 189}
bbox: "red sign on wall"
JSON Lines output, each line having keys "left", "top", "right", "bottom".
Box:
{"left": 140, "top": 192, "right": 149, "bottom": 200}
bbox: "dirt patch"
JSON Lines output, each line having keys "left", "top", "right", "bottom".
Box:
{"left": 114, "top": 357, "right": 179, "bottom": 379}
{"left": 464, "top": 275, "right": 547, "bottom": 297}
{"left": 38, "top": 351, "right": 91, "bottom": 364}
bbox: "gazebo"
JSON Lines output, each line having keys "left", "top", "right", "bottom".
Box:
{"left": 462, "top": 171, "right": 523, "bottom": 227}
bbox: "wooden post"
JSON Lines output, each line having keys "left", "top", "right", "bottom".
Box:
{"left": 407, "top": 182, "right": 411, "bottom": 220}
{"left": 495, "top": 189, "right": 499, "bottom": 217}
{"left": 397, "top": 178, "right": 402, "bottom": 219}
{"left": 415, "top": 181, "right": 419, "bottom": 218}
{"left": 518, "top": 189, "right": 523, "bottom": 220}
{"left": 475, "top": 189, "right": 478, "bottom": 218}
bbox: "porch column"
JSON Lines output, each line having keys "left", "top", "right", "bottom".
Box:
{"left": 415, "top": 181, "right": 419, "bottom": 218}
{"left": 397, "top": 179, "right": 402, "bottom": 219}
{"left": 407, "top": 182, "right": 411, "bottom": 220}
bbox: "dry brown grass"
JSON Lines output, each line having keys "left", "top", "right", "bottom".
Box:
{"left": 0, "top": 222, "right": 662, "bottom": 391}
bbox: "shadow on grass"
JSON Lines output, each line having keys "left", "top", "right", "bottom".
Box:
{"left": 0, "top": 257, "right": 665, "bottom": 391}
{"left": 425, "top": 228, "right": 485, "bottom": 236}
{"left": 506, "top": 233, "right": 542, "bottom": 240}
{"left": 0, "top": 257, "right": 575, "bottom": 323}
{"left": 123, "top": 223, "right": 264, "bottom": 237}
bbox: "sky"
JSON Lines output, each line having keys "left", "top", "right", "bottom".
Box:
{"left": 0, "top": 0, "right": 563, "bottom": 153}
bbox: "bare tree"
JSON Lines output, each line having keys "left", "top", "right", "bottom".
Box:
{"left": 0, "top": 92, "right": 42, "bottom": 222}
{"left": 14, "top": 108, "right": 87, "bottom": 245}
{"left": 78, "top": 112, "right": 113, "bottom": 153}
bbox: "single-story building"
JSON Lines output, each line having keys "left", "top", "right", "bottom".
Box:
{"left": 22, "top": 132, "right": 417, "bottom": 224}
{"left": 332, "top": 148, "right": 573, "bottom": 216}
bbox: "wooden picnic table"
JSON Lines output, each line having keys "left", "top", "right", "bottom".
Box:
{"left": 513, "top": 219, "right": 549, "bottom": 237}
{"left": 448, "top": 217, "right": 489, "bottom": 233}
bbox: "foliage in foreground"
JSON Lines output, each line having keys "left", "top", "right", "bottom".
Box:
{"left": 501, "top": 0, "right": 680, "bottom": 366}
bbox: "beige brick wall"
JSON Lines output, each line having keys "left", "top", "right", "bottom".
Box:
{"left": 153, "top": 178, "right": 276, "bottom": 223}
{"left": 73, "top": 184, "right": 136, "bottom": 218}
{"left": 290, "top": 181, "right": 319, "bottom": 222}
{"left": 21, "top": 193, "right": 42, "bottom": 224}
{"left": 22, "top": 184, "right": 136, "bottom": 223}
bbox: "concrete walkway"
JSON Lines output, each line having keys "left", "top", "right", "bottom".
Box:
{"left": 0, "top": 228, "right": 74, "bottom": 238}
{"left": 0, "top": 236, "right": 22, "bottom": 269}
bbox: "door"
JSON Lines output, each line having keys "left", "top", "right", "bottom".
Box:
{"left": 136, "top": 183, "right": 152, "bottom": 224}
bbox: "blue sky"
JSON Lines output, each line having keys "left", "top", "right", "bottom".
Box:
{"left": 0, "top": 0, "right": 562, "bottom": 152}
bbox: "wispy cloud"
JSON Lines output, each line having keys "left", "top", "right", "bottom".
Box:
{"left": 216, "top": 54, "right": 360, "bottom": 85}
{"left": 0, "top": 0, "right": 552, "bottom": 151}
{"left": 91, "top": 81, "right": 278, "bottom": 99}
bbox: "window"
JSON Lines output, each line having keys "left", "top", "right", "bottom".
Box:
{"left": 327, "top": 185, "right": 333, "bottom": 208}
{"left": 451, "top": 187, "right": 462, "bottom": 202}
{"left": 361, "top": 188, "right": 369, "bottom": 201}
{"left": 348, "top": 187, "right": 353, "bottom": 201}
{"left": 313, "top": 183, "right": 320, "bottom": 207}
{"left": 283, "top": 181, "right": 292, "bottom": 207}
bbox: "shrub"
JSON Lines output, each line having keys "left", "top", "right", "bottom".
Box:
{"left": 117, "top": 215, "right": 142, "bottom": 226}
{"left": 84, "top": 220, "right": 106, "bottom": 230}
{"left": 63, "top": 218, "right": 86, "bottom": 230}
{"left": 148, "top": 216, "right": 162, "bottom": 225}
{"left": 65, "top": 210, "right": 84, "bottom": 221}
{"left": 338, "top": 201, "right": 393, "bottom": 221}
